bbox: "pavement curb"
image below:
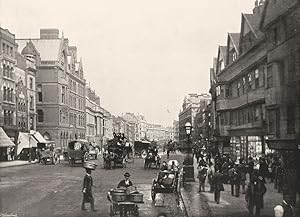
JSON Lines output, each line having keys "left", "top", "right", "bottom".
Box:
{"left": 179, "top": 186, "right": 194, "bottom": 217}
{"left": 0, "top": 161, "right": 38, "bottom": 169}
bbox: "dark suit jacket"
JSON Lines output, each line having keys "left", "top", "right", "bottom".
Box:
{"left": 117, "top": 179, "right": 133, "bottom": 188}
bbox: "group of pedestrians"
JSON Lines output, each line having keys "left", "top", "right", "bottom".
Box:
{"left": 196, "top": 153, "right": 295, "bottom": 216}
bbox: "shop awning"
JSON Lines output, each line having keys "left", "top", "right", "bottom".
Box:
{"left": 0, "top": 127, "right": 15, "bottom": 147}
{"left": 31, "top": 131, "right": 47, "bottom": 143}
{"left": 17, "top": 132, "right": 38, "bottom": 156}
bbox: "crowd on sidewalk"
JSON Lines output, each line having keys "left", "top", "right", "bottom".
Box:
{"left": 195, "top": 153, "right": 296, "bottom": 217}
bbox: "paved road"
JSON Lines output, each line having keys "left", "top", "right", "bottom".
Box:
{"left": 0, "top": 153, "right": 185, "bottom": 217}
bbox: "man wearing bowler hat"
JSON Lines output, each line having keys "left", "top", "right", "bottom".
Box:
{"left": 118, "top": 172, "right": 133, "bottom": 188}
{"left": 81, "top": 168, "right": 96, "bottom": 211}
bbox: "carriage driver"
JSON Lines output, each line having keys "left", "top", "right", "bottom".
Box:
{"left": 117, "top": 172, "right": 133, "bottom": 188}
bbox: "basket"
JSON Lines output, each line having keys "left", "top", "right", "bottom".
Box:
{"left": 83, "top": 161, "right": 97, "bottom": 170}
{"left": 111, "top": 192, "right": 127, "bottom": 202}
{"left": 128, "top": 193, "right": 143, "bottom": 203}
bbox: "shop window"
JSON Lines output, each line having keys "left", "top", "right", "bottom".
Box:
{"left": 255, "top": 69, "right": 259, "bottom": 88}
{"left": 266, "top": 65, "right": 273, "bottom": 88}
{"left": 287, "top": 106, "right": 295, "bottom": 134}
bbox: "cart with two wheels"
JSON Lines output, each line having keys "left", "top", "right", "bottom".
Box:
{"left": 107, "top": 190, "right": 143, "bottom": 217}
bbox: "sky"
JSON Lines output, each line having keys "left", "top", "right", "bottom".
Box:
{"left": 0, "top": 0, "right": 254, "bottom": 126}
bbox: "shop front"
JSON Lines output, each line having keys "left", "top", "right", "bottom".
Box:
{"left": 0, "top": 127, "right": 16, "bottom": 161}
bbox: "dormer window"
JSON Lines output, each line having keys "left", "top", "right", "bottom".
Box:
{"left": 232, "top": 52, "right": 237, "bottom": 61}
{"left": 220, "top": 60, "right": 225, "bottom": 71}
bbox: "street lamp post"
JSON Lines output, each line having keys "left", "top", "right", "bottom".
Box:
{"left": 183, "top": 122, "right": 195, "bottom": 182}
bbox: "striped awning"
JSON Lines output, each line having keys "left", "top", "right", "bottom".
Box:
{"left": 31, "top": 131, "right": 47, "bottom": 143}
{"left": 0, "top": 127, "right": 15, "bottom": 147}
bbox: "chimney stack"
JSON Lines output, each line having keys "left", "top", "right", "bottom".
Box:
{"left": 40, "top": 28, "right": 59, "bottom": 39}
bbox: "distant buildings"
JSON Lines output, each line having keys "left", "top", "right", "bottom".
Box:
{"left": 178, "top": 93, "right": 211, "bottom": 142}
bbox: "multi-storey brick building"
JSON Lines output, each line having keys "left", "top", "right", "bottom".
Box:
{"left": 16, "top": 29, "right": 86, "bottom": 151}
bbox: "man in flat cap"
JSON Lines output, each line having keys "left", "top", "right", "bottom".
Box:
{"left": 118, "top": 172, "right": 133, "bottom": 188}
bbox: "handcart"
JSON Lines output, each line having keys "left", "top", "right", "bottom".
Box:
{"left": 151, "top": 160, "right": 180, "bottom": 202}
{"left": 107, "top": 188, "right": 143, "bottom": 217}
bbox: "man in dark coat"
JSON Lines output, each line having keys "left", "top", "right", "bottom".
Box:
{"left": 81, "top": 168, "right": 95, "bottom": 211}
{"left": 245, "top": 173, "right": 266, "bottom": 216}
{"left": 118, "top": 172, "right": 133, "bottom": 188}
{"left": 212, "top": 168, "right": 224, "bottom": 204}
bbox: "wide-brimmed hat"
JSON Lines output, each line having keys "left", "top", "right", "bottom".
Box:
{"left": 124, "top": 172, "right": 130, "bottom": 177}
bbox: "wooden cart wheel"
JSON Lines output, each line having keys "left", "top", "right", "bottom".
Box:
{"left": 134, "top": 205, "right": 139, "bottom": 217}
{"left": 109, "top": 205, "right": 113, "bottom": 217}
{"left": 151, "top": 189, "right": 156, "bottom": 202}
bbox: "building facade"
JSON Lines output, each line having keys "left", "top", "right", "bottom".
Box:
{"left": 0, "top": 28, "right": 18, "bottom": 142}
{"left": 178, "top": 93, "right": 211, "bottom": 142}
{"left": 260, "top": 0, "right": 300, "bottom": 205}
{"left": 85, "top": 86, "right": 103, "bottom": 147}
{"left": 214, "top": 2, "right": 268, "bottom": 158}
{"left": 16, "top": 29, "right": 87, "bottom": 151}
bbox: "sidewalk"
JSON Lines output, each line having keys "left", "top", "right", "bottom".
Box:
{"left": 0, "top": 160, "right": 38, "bottom": 168}
{"left": 180, "top": 160, "right": 283, "bottom": 217}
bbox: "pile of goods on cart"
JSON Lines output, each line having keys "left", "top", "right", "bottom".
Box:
{"left": 107, "top": 186, "right": 144, "bottom": 217}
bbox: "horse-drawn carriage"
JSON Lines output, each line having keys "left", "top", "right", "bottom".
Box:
{"left": 151, "top": 160, "right": 180, "bottom": 202}
{"left": 37, "top": 141, "right": 60, "bottom": 165}
{"left": 144, "top": 147, "right": 160, "bottom": 169}
{"left": 66, "top": 140, "right": 90, "bottom": 166}
{"left": 103, "top": 146, "right": 127, "bottom": 169}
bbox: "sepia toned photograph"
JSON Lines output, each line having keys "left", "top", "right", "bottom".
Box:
{"left": 0, "top": 0, "right": 299, "bottom": 216}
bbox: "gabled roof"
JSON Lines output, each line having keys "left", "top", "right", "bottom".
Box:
{"left": 21, "top": 40, "right": 39, "bottom": 56}
{"left": 243, "top": 13, "right": 264, "bottom": 39}
{"left": 260, "top": 0, "right": 299, "bottom": 29}
{"left": 16, "top": 52, "right": 27, "bottom": 70}
{"left": 17, "top": 38, "right": 64, "bottom": 61}
{"left": 228, "top": 33, "right": 240, "bottom": 54}
{"left": 219, "top": 46, "right": 227, "bottom": 61}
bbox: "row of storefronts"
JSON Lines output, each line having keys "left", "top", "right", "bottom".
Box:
{"left": 0, "top": 127, "right": 47, "bottom": 161}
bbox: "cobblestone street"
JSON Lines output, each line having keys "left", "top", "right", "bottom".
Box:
{"left": 0, "top": 153, "right": 185, "bottom": 217}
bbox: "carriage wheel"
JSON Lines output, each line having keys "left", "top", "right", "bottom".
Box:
{"left": 122, "top": 158, "right": 126, "bottom": 168}
{"left": 109, "top": 205, "right": 113, "bottom": 217}
{"left": 134, "top": 205, "right": 139, "bottom": 217}
{"left": 151, "top": 189, "right": 156, "bottom": 202}
{"left": 141, "top": 150, "right": 147, "bottom": 159}
{"left": 110, "top": 161, "right": 114, "bottom": 170}
{"left": 84, "top": 152, "right": 89, "bottom": 161}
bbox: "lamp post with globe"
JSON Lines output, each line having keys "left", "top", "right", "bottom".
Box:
{"left": 182, "top": 122, "right": 195, "bottom": 182}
